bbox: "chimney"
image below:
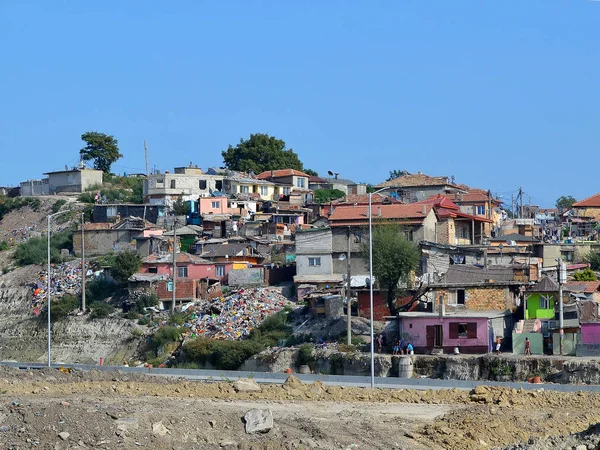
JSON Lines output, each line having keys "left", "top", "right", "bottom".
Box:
{"left": 422, "top": 204, "right": 427, "bottom": 215}
{"left": 377, "top": 206, "right": 382, "bottom": 217}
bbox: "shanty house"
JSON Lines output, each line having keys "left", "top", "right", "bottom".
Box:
{"left": 375, "top": 172, "right": 465, "bottom": 204}
{"left": 572, "top": 193, "right": 600, "bottom": 221}
{"left": 45, "top": 167, "right": 103, "bottom": 194}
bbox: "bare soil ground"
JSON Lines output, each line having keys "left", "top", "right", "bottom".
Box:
{"left": 0, "top": 367, "right": 599, "bottom": 449}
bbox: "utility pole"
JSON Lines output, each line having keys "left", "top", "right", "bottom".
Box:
{"left": 519, "top": 187, "right": 523, "bottom": 219}
{"left": 171, "top": 225, "right": 177, "bottom": 313}
{"left": 144, "top": 140, "right": 149, "bottom": 177}
{"left": 346, "top": 227, "right": 352, "bottom": 345}
{"left": 557, "top": 257, "right": 565, "bottom": 355}
{"left": 81, "top": 211, "right": 86, "bottom": 312}
{"left": 511, "top": 194, "right": 515, "bottom": 219}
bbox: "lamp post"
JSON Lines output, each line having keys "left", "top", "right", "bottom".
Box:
{"left": 47, "top": 209, "right": 71, "bottom": 368}
{"left": 368, "top": 186, "right": 393, "bottom": 388}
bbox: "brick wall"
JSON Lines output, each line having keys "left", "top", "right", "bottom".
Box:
{"left": 357, "top": 291, "right": 390, "bottom": 320}
{"left": 156, "top": 279, "right": 197, "bottom": 300}
{"left": 437, "top": 286, "right": 511, "bottom": 312}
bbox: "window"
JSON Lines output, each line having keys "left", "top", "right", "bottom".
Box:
{"left": 177, "top": 267, "right": 188, "bottom": 278}
{"left": 308, "top": 257, "right": 322, "bottom": 267}
{"left": 540, "top": 295, "right": 551, "bottom": 309}
{"left": 297, "top": 178, "right": 306, "bottom": 188}
{"left": 148, "top": 267, "right": 158, "bottom": 274}
{"left": 240, "top": 185, "right": 249, "bottom": 194}
{"left": 170, "top": 179, "right": 176, "bottom": 189}
{"left": 449, "top": 322, "right": 477, "bottom": 339}
{"left": 260, "top": 186, "right": 269, "bottom": 196}
{"left": 199, "top": 180, "right": 207, "bottom": 190}
{"left": 167, "top": 281, "right": 173, "bottom": 292}
{"left": 460, "top": 227, "right": 468, "bottom": 239}
{"left": 215, "top": 180, "right": 223, "bottom": 191}
{"left": 450, "top": 255, "right": 466, "bottom": 265}
{"left": 283, "top": 187, "right": 291, "bottom": 195}
{"left": 211, "top": 201, "right": 220, "bottom": 209}
{"left": 448, "top": 289, "right": 466, "bottom": 305}
{"left": 404, "top": 229, "right": 414, "bottom": 241}
{"left": 477, "top": 205, "right": 485, "bottom": 215}
{"left": 106, "top": 206, "right": 118, "bottom": 218}
{"left": 215, "top": 266, "right": 225, "bottom": 277}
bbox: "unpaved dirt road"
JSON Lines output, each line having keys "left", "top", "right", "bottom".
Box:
{"left": 0, "top": 366, "right": 599, "bottom": 449}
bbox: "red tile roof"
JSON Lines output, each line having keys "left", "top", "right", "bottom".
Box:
{"left": 416, "top": 195, "right": 493, "bottom": 223}
{"left": 328, "top": 204, "right": 432, "bottom": 226}
{"left": 415, "top": 195, "right": 460, "bottom": 211}
{"left": 573, "top": 193, "right": 600, "bottom": 208}
{"left": 563, "top": 281, "right": 600, "bottom": 293}
{"left": 257, "top": 169, "right": 309, "bottom": 179}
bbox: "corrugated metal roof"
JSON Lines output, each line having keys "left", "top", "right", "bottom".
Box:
{"left": 444, "top": 265, "right": 515, "bottom": 284}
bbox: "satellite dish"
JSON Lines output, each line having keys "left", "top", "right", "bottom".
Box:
{"left": 327, "top": 170, "right": 333, "bottom": 176}
{"left": 338, "top": 254, "right": 346, "bottom": 261}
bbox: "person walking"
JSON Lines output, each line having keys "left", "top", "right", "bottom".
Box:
{"left": 406, "top": 342, "right": 414, "bottom": 355}
{"left": 495, "top": 336, "right": 502, "bottom": 355}
{"left": 524, "top": 337, "right": 531, "bottom": 356}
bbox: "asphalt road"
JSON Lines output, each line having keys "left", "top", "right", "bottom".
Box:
{"left": 3, "top": 361, "right": 600, "bottom": 393}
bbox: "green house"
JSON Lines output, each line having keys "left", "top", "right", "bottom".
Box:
{"left": 525, "top": 276, "right": 558, "bottom": 320}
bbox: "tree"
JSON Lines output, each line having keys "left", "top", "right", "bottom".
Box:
{"left": 572, "top": 268, "right": 597, "bottom": 281}
{"left": 361, "top": 223, "right": 420, "bottom": 315}
{"left": 222, "top": 133, "right": 305, "bottom": 174}
{"left": 313, "top": 188, "right": 345, "bottom": 204}
{"left": 172, "top": 197, "right": 190, "bottom": 216}
{"left": 80, "top": 132, "right": 122, "bottom": 173}
{"left": 585, "top": 251, "right": 600, "bottom": 271}
{"left": 112, "top": 251, "right": 142, "bottom": 284}
{"left": 386, "top": 170, "right": 409, "bottom": 182}
{"left": 556, "top": 195, "right": 577, "bottom": 212}
{"left": 304, "top": 168, "right": 318, "bottom": 177}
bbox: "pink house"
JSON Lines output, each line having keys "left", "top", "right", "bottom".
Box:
{"left": 581, "top": 323, "right": 600, "bottom": 344}
{"left": 140, "top": 252, "right": 233, "bottom": 281}
{"left": 198, "top": 197, "right": 228, "bottom": 215}
{"left": 397, "top": 311, "right": 508, "bottom": 354}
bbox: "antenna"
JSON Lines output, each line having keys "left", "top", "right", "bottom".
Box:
{"left": 144, "top": 141, "right": 149, "bottom": 177}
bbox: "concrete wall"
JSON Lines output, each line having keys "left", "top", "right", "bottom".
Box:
{"left": 198, "top": 197, "right": 228, "bottom": 214}
{"left": 552, "top": 332, "right": 579, "bottom": 356}
{"left": 296, "top": 255, "right": 334, "bottom": 276}
{"left": 228, "top": 267, "right": 265, "bottom": 287}
{"left": 296, "top": 228, "right": 334, "bottom": 276}
{"left": 576, "top": 343, "right": 600, "bottom": 357}
{"left": 20, "top": 179, "right": 49, "bottom": 196}
{"left": 512, "top": 333, "right": 543, "bottom": 355}
{"left": 526, "top": 293, "right": 555, "bottom": 319}
{"left": 48, "top": 169, "right": 103, "bottom": 193}
{"left": 73, "top": 230, "right": 134, "bottom": 256}
{"left": 145, "top": 173, "right": 224, "bottom": 206}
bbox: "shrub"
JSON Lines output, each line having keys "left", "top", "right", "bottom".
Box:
{"left": 0, "top": 241, "right": 9, "bottom": 251}
{"left": 89, "top": 301, "right": 115, "bottom": 319}
{"left": 285, "top": 333, "right": 314, "bottom": 347}
{"left": 0, "top": 196, "right": 41, "bottom": 220}
{"left": 338, "top": 344, "right": 356, "bottom": 353}
{"left": 182, "top": 337, "right": 264, "bottom": 370}
{"left": 128, "top": 291, "right": 159, "bottom": 314}
{"left": 14, "top": 237, "right": 60, "bottom": 266}
{"left": 572, "top": 267, "right": 598, "bottom": 281}
{"left": 297, "top": 344, "right": 315, "bottom": 366}
{"left": 152, "top": 326, "right": 181, "bottom": 349}
{"left": 169, "top": 312, "right": 187, "bottom": 326}
{"left": 86, "top": 278, "right": 118, "bottom": 303}
{"left": 51, "top": 199, "right": 67, "bottom": 214}
{"left": 130, "top": 327, "right": 145, "bottom": 338}
{"left": 40, "top": 294, "right": 80, "bottom": 321}
{"left": 585, "top": 251, "right": 600, "bottom": 271}
{"left": 138, "top": 316, "right": 151, "bottom": 326}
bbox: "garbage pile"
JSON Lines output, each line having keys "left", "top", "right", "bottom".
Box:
{"left": 30, "top": 261, "right": 95, "bottom": 315}
{"left": 183, "top": 288, "right": 288, "bottom": 340}
{"left": 2, "top": 225, "right": 41, "bottom": 245}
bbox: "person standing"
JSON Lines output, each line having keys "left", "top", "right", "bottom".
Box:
{"left": 495, "top": 336, "right": 502, "bottom": 354}
{"left": 524, "top": 337, "right": 531, "bottom": 356}
{"left": 406, "top": 342, "right": 414, "bottom": 355}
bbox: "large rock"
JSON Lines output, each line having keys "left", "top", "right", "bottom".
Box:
{"left": 233, "top": 378, "right": 262, "bottom": 393}
{"left": 244, "top": 409, "right": 273, "bottom": 434}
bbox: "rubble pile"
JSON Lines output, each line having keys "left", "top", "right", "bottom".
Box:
{"left": 183, "top": 288, "right": 288, "bottom": 340}
{"left": 30, "top": 261, "right": 96, "bottom": 315}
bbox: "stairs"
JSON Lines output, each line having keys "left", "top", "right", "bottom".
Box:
{"left": 515, "top": 319, "right": 540, "bottom": 334}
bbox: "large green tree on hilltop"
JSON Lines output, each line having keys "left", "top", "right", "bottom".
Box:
{"left": 222, "top": 133, "right": 316, "bottom": 175}
{"left": 556, "top": 195, "right": 577, "bottom": 212}
{"left": 80, "top": 132, "right": 122, "bottom": 173}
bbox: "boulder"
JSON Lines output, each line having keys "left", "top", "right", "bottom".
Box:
{"left": 244, "top": 409, "right": 273, "bottom": 434}
{"left": 233, "top": 378, "right": 262, "bottom": 393}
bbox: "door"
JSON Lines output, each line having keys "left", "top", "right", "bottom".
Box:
{"left": 426, "top": 326, "right": 435, "bottom": 348}
{"left": 434, "top": 325, "right": 443, "bottom": 347}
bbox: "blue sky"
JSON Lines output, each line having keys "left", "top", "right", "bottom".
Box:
{"left": 1, "top": 1, "right": 598, "bottom": 208}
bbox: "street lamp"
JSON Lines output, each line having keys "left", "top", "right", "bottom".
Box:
{"left": 46, "top": 209, "right": 71, "bottom": 368}
{"left": 368, "top": 186, "right": 394, "bottom": 388}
